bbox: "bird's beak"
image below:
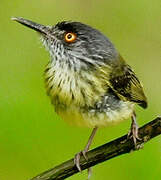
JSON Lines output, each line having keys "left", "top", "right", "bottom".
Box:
{"left": 11, "top": 17, "right": 50, "bottom": 35}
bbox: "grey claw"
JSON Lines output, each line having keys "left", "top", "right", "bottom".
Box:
{"left": 128, "top": 122, "right": 141, "bottom": 147}
{"left": 74, "top": 150, "right": 89, "bottom": 172}
{"left": 82, "top": 150, "right": 88, "bottom": 161}
{"left": 74, "top": 152, "right": 82, "bottom": 172}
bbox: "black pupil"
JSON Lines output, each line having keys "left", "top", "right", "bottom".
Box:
{"left": 67, "top": 33, "right": 72, "bottom": 39}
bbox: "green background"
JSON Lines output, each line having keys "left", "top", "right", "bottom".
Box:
{"left": 0, "top": 0, "right": 161, "bottom": 179}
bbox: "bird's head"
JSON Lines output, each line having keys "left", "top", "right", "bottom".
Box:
{"left": 12, "top": 17, "right": 118, "bottom": 71}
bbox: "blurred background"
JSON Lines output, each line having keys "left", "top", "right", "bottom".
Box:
{"left": 0, "top": 0, "right": 161, "bottom": 179}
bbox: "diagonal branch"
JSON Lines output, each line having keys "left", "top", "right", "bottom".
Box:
{"left": 30, "top": 117, "right": 161, "bottom": 180}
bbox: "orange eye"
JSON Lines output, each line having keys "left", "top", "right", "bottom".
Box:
{"left": 64, "top": 32, "right": 77, "bottom": 43}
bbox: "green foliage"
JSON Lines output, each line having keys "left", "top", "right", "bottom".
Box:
{"left": 0, "top": 0, "right": 160, "bottom": 179}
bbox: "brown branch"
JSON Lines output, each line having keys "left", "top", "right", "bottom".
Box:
{"left": 30, "top": 117, "right": 161, "bottom": 180}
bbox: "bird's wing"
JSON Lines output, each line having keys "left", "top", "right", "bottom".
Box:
{"left": 109, "top": 56, "right": 147, "bottom": 109}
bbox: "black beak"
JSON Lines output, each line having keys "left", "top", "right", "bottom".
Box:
{"left": 11, "top": 17, "right": 50, "bottom": 35}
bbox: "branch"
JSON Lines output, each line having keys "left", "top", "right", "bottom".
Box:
{"left": 30, "top": 117, "right": 161, "bottom": 180}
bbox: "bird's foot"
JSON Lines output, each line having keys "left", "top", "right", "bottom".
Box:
{"left": 74, "top": 150, "right": 88, "bottom": 172}
{"left": 74, "top": 127, "right": 98, "bottom": 179}
{"left": 74, "top": 150, "right": 92, "bottom": 179}
{"left": 127, "top": 121, "right": 142, "bottom": 149}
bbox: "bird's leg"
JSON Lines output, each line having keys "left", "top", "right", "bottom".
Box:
{"left": 128, "top": 111, "right": 141, "bottom": 146}
{"left": 74, "top": 127, "right": 98, "bottom": 176}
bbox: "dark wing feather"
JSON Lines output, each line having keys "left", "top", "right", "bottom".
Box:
{"left": 109, "top": 56, "right": 147, "bottom": 109}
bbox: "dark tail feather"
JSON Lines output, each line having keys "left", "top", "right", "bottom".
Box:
{"left": 138, "top": 100, "right": 148, "bottom": 109}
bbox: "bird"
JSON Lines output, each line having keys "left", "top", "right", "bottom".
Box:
{"left": 12, "top": 17, "right": 147, "bottom": 178}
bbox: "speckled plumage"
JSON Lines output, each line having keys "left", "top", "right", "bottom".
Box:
{"left": 12, "top": 17, "right": 148, "bottom": 176}
{"left": 44, "top": 56, "right": 134, "bottom": 127}
{"left": 42, "top": 21, "right": 147, "bottom": 127}
{"left": 12, "top": 17, "right": 147, "bottom": 128}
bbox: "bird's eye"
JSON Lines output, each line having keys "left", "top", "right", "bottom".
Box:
{"left": 64, "top": 32, "right": 77, "bottom": 43}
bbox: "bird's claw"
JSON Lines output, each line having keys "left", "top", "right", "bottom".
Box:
{"left": 74, "top": 152, "right": 81, "bottom": 172}
{"left": 82, "top": 150, "right": 88, "bottom": 161}
{"left": 74, "top": 150, "right": 88, "bottom": 172}
{"left": 128, "top": 122, "right": 142, "bottom": 148}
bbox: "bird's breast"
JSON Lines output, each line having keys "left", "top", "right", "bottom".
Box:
{"left": 44, "top": 61, "right": 134, "bottom": 127}
{"left": 44, "top": 61, "right": 108, "bottom": 109}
